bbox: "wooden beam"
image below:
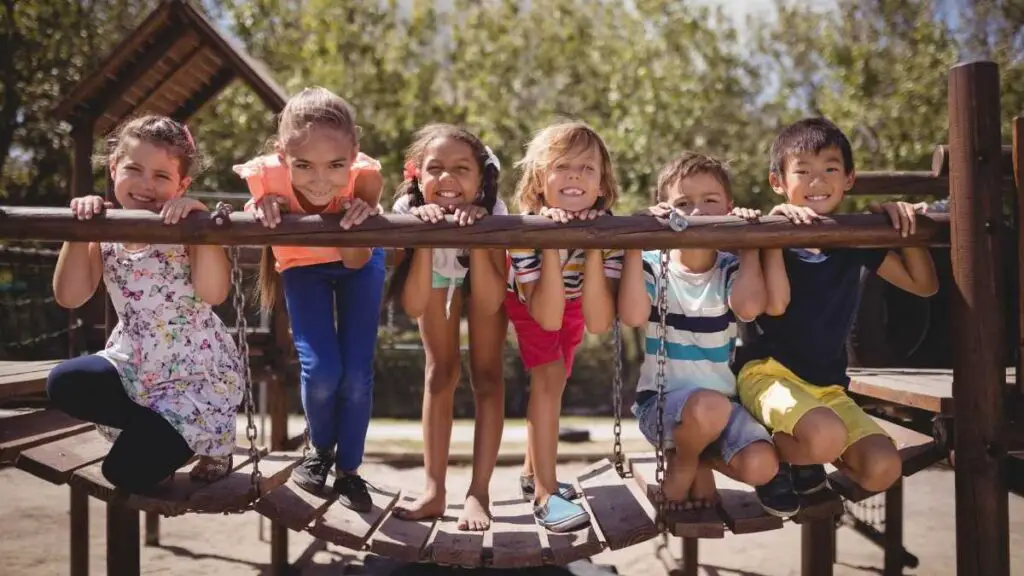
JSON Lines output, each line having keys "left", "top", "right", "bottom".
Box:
{"left": 848, "top": 171, "right": 947, "bottom": 196}
{"left": 70, "top": 121, "right": 95, "bottom": 201}
{"left": 932, "top": 144, "right": 1014, "bottom": 177}
{"left": 114, "top": 40, "right": 205, "bottom": 128}
{"left": 1014, "top": 117, "right": 1024, "bottom": 396}
{"left": 172, "top": 67, "right": 236, "bottom": 122}
{"left": 947, "top": 60, "right": 1009, "bottom": 576}
{"left": 0, "top": 207, "right": 951, "bottom": 250}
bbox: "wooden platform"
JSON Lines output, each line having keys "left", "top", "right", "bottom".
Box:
{"left": 846, "top": 367, "right": 1018, "bottom": 414}
{"left": 0, "top": 360, "right": 61, "bottom": 401}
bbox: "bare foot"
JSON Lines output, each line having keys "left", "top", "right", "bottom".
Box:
{"left": 687, "top": 464, "right": 719, "bottom": 509}
{"left": 661, "top": 454, "right": 699, "bottom": 507}
{"left": 457, "top": 492, "right": 491, "bottom": 531}
{"left": 393, "top": 489, "right": 447, "bottom": 521}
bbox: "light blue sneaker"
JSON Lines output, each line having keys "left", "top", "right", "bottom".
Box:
{"left": 534, "top": 494, "right": 591, "bottom": 533}
{"left": 520, "top": 474, "right": 578, "bottom": 501}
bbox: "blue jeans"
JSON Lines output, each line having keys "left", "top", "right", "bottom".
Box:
{"left": 633, "top": 386, "right": 772, "bottom": 464}
{"left": 281, "top": 250, "right": 386, "bottom": 472}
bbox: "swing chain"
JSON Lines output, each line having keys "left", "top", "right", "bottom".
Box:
{"left": 611, "top": 319, "right": 625, "bottom": 477}
{"left": 220, "top": 202, "right": 263, "bottom": 506}
{"left": 653, "top": 248, "right": 670, "bottom": 534}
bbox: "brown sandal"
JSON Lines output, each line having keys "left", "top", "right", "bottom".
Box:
{"left": 189, "top": 455, "right": 233, "bottom": 482}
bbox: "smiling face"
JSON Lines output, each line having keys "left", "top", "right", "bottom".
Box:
{"left": 542, "top": 142, "right": 603, "bottom": 212}
{"left": 666, "top": 172, "right": 731, "bottom": 217}
{"left": 281, "top": 126, "right": 357, "bottom": 206}
{"left": 109, "top": 138, "right": 190, "bottom": 210}
{"left": 770, "top": 146, "right": 854, "bottom": 214}
{"left": 419, "top": 136, "right": 481, "bottom": 209}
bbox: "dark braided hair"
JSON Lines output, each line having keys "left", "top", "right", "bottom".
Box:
{"left": 386, "top": 124, "right": 501, "bottom": 304}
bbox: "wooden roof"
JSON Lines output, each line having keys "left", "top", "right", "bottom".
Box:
{"left": 54, "top": 0, "right": 287, "bottom": 135}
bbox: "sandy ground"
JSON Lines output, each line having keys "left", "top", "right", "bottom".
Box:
{"left": 4, "top": 458, "right": 1024, "bottom": 576}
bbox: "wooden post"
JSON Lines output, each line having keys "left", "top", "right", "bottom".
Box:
{"left": 269, "top": 279, "right": 291, "bottom": 575}
{"left": 884, "top": 481, "right": 905, "bottom": 576}
{"left": 1013, "top": 117, "right": 1024, "bottom": 395}
{"left": 106, "top": 501, "right": 140, "bottom": 576}
{"left": 70, "top": 485, "right": 88, "bottom": 576}
{"left": 681, "top": 538, "right": 698, "bottom": 576}
{"left": 947, "top": 60, "right": 1010, "bottom": 576}
{"left": 802, "top": 517, "right": 835, "bottom": 576}
{"left": 145, "top": 513, "right": 160, "bottom": 546}
{"left": 270, "top": 522, "right": 289, "bottom": 576}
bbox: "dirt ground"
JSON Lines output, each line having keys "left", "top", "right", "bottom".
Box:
{"left": 4, "top": 459, "right": 1024, "bottom": 576}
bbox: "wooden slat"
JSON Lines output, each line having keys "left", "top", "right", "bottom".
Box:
{"left": 186, "top": 450, "right": 300, "bottom": 514}
{"left": 0, "top": 370, "right": 55, "bottom": 399}
{"left": 578, "top": 459, "right": 658, "bottom": 550}
{"left": 845, "top": 368, "right": 1017, "bottom": 415}
{"left": 483, "top": 499, "right": 544, "bottom": 569}
{"left": 255, "top": 478, "right": 335, "bottom": 532}
{"left": 545, "top": 476, "right": 604, "bottom": 565}
{"left": 127, "top": 446, "right": 258, "bottom": 516}
{"left": 716, "top": 485, "right": 784, "bottom": 534}
{"left": 628, "top": 454, "right": 725, "bottom": 539}
{"left": 427, "top": 503, "right": 485, "bottom": 567}
{"left": 70, "top": 461, "right": 119, "bottom": 502}
{"left": 307, "top": 484, "right": 399, "bottom": 550}
{"left": 367, "top": 493, "right": 436, "bottom": 563}
{"left": 0, "top": 360, "right": 61, "bottom": 377}
{"left": 16, "top": 429, "right": 111, "bottom": 484}
{"left": 0, "top": 410, "right": 93, "bottom": 462}
{"left": 829, "top": 417, "right": 941, "bottom": 503}
{"left": 792, "top": 488, "right": 844, "bottom": 523}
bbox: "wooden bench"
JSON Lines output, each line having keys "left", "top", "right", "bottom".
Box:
{"left": 0, "top": 360, "right": 61, "bottom": 402}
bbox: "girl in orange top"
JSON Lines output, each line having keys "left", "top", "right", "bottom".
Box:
{"left": 234, "top": 87, "right": 384, "bottom": 513}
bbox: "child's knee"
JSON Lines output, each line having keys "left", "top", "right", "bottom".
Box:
{"left": 729, "top": 441, "right": 779, "bottom": 487}
{"left": 426, "top": 357, "right": 461, "bottom": 393}
{"left": 469, "top": 364, "right": 504, "bottom": 399}
{"left": 681, "top": 391, "right": 731, "bottom": 438}
{"left": 792, "top": 408, "right": 847, "bottom": 463}
{"left": 303, "top": 357, "right": 344, "bottom": 396}
{"left": 852, "top": 442, "right": 902, "bottom": 492}
{"left": 45, "top": 365, "right": 74, "bottom": 404}
{"left": 530, "top": 361, "right": 567, "bottom": 396}
{"left": 339, "top": 369, "right": 374, "bottom": 404}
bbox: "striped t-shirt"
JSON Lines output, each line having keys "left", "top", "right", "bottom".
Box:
{"left": 506, "top": 249, "right": 624, "bottom": 303}
{"left": 636, "top": 250, "right": 740, "bottom": 398}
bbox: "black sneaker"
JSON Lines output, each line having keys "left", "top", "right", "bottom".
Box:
{"left": 334, "top": 473, "right": 373, "bottom": 513}
{"left": 292, "top": 449, "right": 334, "bottom": 495}
{"left": 755, "top": 465, "right": 800, "bottom": 518}
{"left": 520, "top": 474, "right": 578, "bottom": 501}
{"left": 792, "top": 463, "right": 829, "bottom": 495}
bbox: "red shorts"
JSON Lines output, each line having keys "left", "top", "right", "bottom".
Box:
{"left": 505, "top": 292, "right": 585, "bottom": 377}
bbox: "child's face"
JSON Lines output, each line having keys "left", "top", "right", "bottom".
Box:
{"left": 665, "top": 173, "right": 731, "bottom": 216}
{"left": 281, "top": 126, "right": 357, "bottom": 206}
{"left": 420, "top": 137, "right": 480, "bottom": 209}
{"left": 770, "top": 147, "right": 854, "bottom": 214}
{"left": 109, "top": 138, "right": 190, "bottom": 211}
{"left": 543, "top": 143, "right": 603, "bottom": 212}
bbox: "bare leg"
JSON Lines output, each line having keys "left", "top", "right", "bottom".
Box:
{"left": 710, "top": 440, "right": 779, "bottom": 488}
{"left": 661, "top": 391, "right": 731, "bottom": 505}
{"left": 687, "top": 463, "right": 718, "bottom": 509}
{"left": 772, "top": 407, "right": 848, "bottom": 465}
{"left": 394, "top": 290, "right": 462, "bottom": 520}
{"left": 527, "top": 360, "right": 567, "bottom": 503}
{"left": 458, "top": 304, "right": 508, "bottom": 531}
{"left": 834, "top": 434, "right": 901, "bottom": 493}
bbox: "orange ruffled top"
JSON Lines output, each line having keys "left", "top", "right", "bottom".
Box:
{"left": 233, "top": 152, "right": 381, "bottom": 272}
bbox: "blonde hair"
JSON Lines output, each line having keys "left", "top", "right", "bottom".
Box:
{"left": 513, "top": 121, "right": 618, "bottom": 214}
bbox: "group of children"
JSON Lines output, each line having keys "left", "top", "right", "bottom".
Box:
{"left": 45, "top": 85, "right": 939, "bottom": 536}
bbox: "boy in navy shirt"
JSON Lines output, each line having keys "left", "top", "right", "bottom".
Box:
{"left": 735, "top": 118, "right": 939, "bottom": 496}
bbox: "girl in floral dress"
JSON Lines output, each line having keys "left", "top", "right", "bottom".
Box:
{"left": 47, "top": 115, "right": 243, "bottom": 493}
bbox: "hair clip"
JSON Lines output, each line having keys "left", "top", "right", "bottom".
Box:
{"left": 182, "top": 124, "right": 196, "bottom": 151}
{"left": 484, "top": 146, "right": 501, "bottom": 171}
{"left": 403, "top": 160, "right": 419, "bottom": 182}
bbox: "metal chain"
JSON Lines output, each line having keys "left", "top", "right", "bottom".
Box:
{"left": 653, "top": 248, "right": 670, "bottom": 534}
{"left": 218, "top": 203, "right": 263, "bottom": 511}
{"left": 611, "top": 319, "right": 625, "bottom": 477}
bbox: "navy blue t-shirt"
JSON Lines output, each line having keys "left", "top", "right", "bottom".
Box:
{"left": 734, "top": 247, "right": 889, "bottom": 387}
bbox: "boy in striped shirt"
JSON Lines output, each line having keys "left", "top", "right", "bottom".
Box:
{"left": 618, "top": 152, "right": 798, "bottom": 517}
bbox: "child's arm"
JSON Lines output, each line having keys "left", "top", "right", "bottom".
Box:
{"left": 160, "top": 197, "right": 231, "bottom": 305}
{"left": 338, "top": 171, "right": 383, "bottom": 267}
{"left": 617, "top": 250, "right": 651, "bottom": 328}
{"left": 871, "top": 202, "right": 939, "bottom": 297}
{"left": 400, "top": 248, "right": 433, "bottom": 318}
{"left": 516, "top": 249, "right": 565, "bottom": 331}
{"left": 727, "top": 250, "right": 767, "bottom": 322}
{"left": 761, "top": 249, "right": 790, "bottom": 316}
{"left": 581, "top": 250, "right": 616, "bottom": 334}
{"left": 469, "top": 249, "right": 507, "bottom": 316}
{"left": 53, "top": 196, "right": 107, "bottom": 309}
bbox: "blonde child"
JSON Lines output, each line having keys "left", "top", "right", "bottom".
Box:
{"left": 235, "top": 87, "right": 385, "bottom": 512}
{"left": 508, "top": 121, "right": 620, "bottom": 532}
{"left": 619, "top": 152, "right": 798, "bottom": 517}
{"left": 386, "top": 124, "right": 509, "bottom": 531}
{"left": 48, "top": 115, "right": 242, "bottom": 492}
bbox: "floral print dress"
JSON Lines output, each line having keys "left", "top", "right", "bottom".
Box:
{"left": 95, "top": 243, "right": 243, "bottom": 457}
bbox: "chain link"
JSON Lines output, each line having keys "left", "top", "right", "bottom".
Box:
{"left": 218, "top": 203, "right": 263, "bottom": 513}
{"left": 611, "top": 320, "right": 625, "bottom": 476}
{"left": 653, "top": 248, "right": 670, "bottom": 534}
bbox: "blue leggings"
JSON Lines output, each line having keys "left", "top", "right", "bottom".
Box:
{"left": 281, "top": 250, "right": 386, "bottom": 472}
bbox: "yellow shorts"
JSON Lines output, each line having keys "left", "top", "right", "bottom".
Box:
{"left": 736, "top": 357, "right": 889, "bottom": 451}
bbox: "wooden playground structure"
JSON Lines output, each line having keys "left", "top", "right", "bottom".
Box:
{"left": 0, "top": 59, "right": 1020, "bottom": 576}
{"left": 0, "top": 1, "right": 1022, "bottom": 574}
